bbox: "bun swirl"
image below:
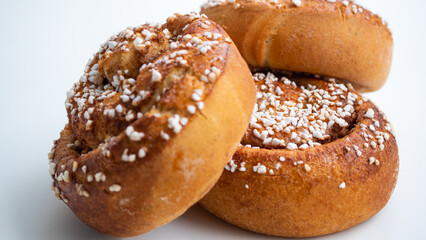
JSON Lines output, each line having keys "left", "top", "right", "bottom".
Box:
{"left": 201, "top": 0, "right": 393, "bottom": 92}
{"left": 199, "top": 72, "right": 399, "bottom": 237}
{"left": 49, "top": 13, "right": 256, "bottom": 237}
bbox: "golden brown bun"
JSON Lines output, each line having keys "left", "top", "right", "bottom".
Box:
{"left": 199, "top": 74, "right": 399, "bottom": 237}
{"left": 201, "top": 0, "right": 393, "bottom": 92}
{"left": 49, "top": 13, "right": 256, "bottom": 237}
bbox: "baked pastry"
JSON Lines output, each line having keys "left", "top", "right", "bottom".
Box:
{"left": 48, "top": 13, "right": 256, "bottom": 237}
{"left": 199, "top": 72, "right": 399, "bottom": 237}
{"left": 201, "top": 0, "right": 393, "bottom": 92}
{"left": 200, "top": 0, "right": 399, "bottom": 237}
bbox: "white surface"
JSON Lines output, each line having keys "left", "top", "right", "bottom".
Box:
{"left": 1, "top": 0, "right": 425, "bottom": 239}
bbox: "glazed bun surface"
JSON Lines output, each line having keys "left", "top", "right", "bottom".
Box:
{"left": 49, "top": 13, "right": 256, "bottom": 237}
{"left": 201, "top": 0, "right": 393, "bottom": 92}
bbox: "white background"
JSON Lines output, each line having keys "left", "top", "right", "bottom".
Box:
{"left": 0, "top": 0, "right": 425, "bottom": 239}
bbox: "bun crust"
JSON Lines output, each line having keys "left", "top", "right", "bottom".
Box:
{"left": 49, "top": 13, "right": 256, "bottom": 237}
{"left": 201, "top": 0, "right": 393, "bottom": 92}
{"left": 199, "top": 73, "right": 399, "bottom": 237}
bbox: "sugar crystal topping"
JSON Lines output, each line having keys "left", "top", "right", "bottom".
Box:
{"left": 243, "top": 72, "right": 359, "bottom": 150}
{"left": 225, "top": 72, "right": 394, "bottom": 178}
{"left": 64, "top": 12, "right": 228, "bottom": 152}
{"left": 201, "top": 0, "right": 388, "bottom": 27}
